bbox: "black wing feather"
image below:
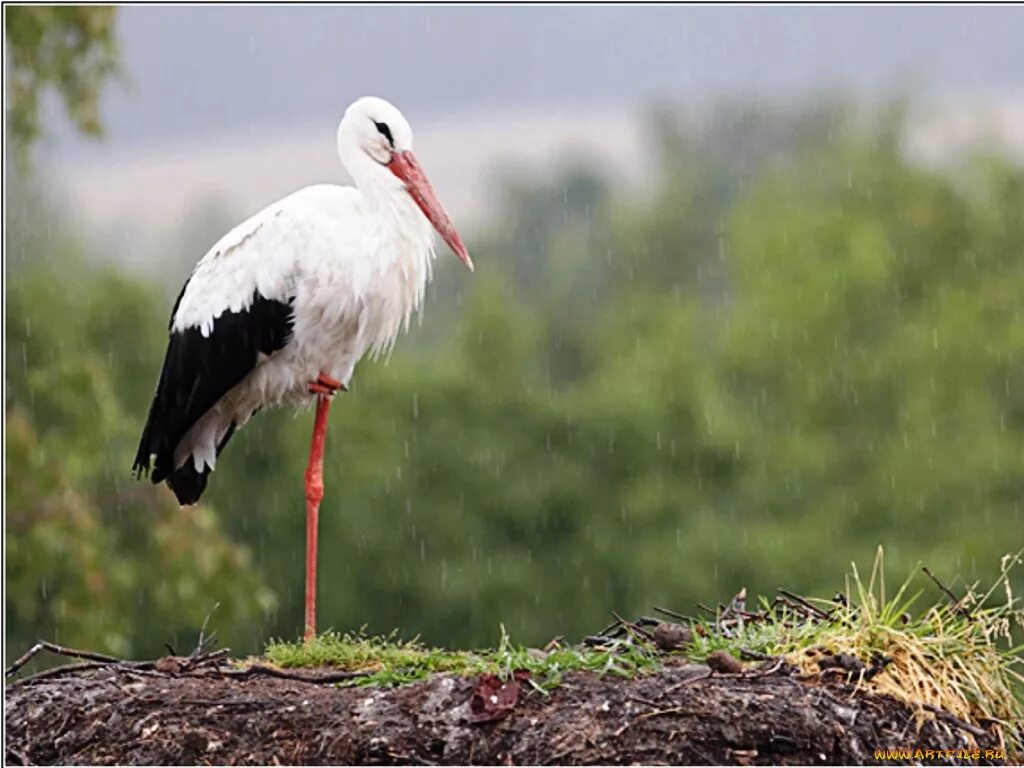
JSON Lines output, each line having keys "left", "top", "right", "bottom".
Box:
{"left": 133, "top": 287, "right": 294, "bottom": 501}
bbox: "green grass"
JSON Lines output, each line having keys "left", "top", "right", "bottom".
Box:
{"left": 265, "top": 626, "right": 661, "bottom": 692}
{"left": 260, "top": 549, "right": 1023, "bottom": 755}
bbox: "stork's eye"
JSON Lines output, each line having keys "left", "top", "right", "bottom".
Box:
{"left": 374, "top": 121, "right": 395, "bottom": 148}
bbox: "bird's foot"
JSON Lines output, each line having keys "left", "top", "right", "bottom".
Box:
{"left": 308, "top": 373, "right": 347, "bottom": 397}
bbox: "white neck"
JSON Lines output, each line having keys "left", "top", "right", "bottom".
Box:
{"left": 341, "top": 148, "right": 421, "bottom": 227}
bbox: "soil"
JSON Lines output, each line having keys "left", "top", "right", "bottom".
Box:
{"left": 4, "top": 658, "right": 1008, "bottom": 765}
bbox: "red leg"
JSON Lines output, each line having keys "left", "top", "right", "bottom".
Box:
{"left": 304, "top": 393, "right": 332, "bottom": 642}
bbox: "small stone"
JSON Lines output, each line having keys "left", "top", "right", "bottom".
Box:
{"left": 652, "top": 622, "right": 693, "bottom": 652}
{"left": 706, "top": 650, "right": 743, "bottom": 674}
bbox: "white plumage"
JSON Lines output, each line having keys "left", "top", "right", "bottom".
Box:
{"left": 135, "top": 96, "right": 472, "bottom": 505}
{"left": 171, "top": 182, "right": 432, "bottom": 473}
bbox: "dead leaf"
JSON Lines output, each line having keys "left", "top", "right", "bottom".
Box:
{"left": 469, "top": 670, "right": 530, "bottom": 724}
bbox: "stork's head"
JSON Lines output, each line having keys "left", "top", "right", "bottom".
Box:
{"left": 338, "top": 96, "right": 473, "bottom": 271}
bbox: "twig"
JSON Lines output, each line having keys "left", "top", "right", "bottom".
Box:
{"left": 193, "top": 648, "right": 231, "bottom": 666}
{"left": 593, "top": 620, "right": 623, "bottom": 638}
{"left": 610, "top": 611, "right": 655, "bottom": 642}
{"left": 635, "top": 704, "right": 693, "bottom": 722}
{"left": 7, "top": 637, "right": 233, "bottom": 687}
{"left": 192, "top": 602, "right": 221, "bottom": 658}
{"left": 696, "top": 603, "right": 717, "bottom": 617}
{"left": 736, "top": 609, "right": 769, "bottom": 622}
{"left": 5, "top": 641, "right": 125, "bottom": 678}
{"left": 742, "top": 657, "right": 787, "bottom": 679}
{"left": 221, "top": 663, "right": 372, "bottom": 684}
{"left": 613, "top": 702, "right": 694, "bottom": 738}
{"left": 777, "top": 589, "right": 831, "bottom": 620}
{"left": 922, "top": 703, "right": 989, "bottom": 739}
{"left": 653, "top": 605, "right": 689, "bottom": 622}
{"left": 179, "top": 698, "right": 277, "bottom": 709}
{"left": 9, "top": 660, "right": 156, "bottom": 687}
{"left": 921, "top": 567, "right": 972, "bottom": 618}
{"left": 662, "top": 669, "right": 714, "bottom": 695}
{"left": 19, "top": 661, "right": 109, "bottom": 683}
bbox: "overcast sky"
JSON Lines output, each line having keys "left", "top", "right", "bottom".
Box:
{"left": 58, "top": 5, "right": 1024, "bottom": 156}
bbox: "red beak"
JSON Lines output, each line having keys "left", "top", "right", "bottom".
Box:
{"left": 387, "top": 150, "right": 474, "bottom": 271}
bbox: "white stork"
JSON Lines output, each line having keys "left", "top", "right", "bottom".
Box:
{"left": 133, "top": 96, "right": 473, "bottom": 640}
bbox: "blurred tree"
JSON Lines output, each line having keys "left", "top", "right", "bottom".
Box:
{"left": 714, "top": 120, "right": 1024, "bottom": 590}
{"left": 5, "top": 198, "right": 274, "bottom": 659}
{"left": 5, "top": 5, "right": 120, "bottom": 167}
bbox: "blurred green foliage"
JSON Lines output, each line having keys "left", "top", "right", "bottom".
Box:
{"left": 6, "top": 198, "right": 275, "bottom": 658}
{"left": 6, "top": 96, "right": 1024, "bottom": 660}
{"left": 4, "top": 5, "right": 120, "bottom": 167}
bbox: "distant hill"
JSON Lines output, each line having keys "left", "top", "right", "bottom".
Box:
{"left": 39, "top": 94, "right": 1024, "bottom": 280}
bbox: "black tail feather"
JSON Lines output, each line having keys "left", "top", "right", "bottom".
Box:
{"left": 153, "top": 423, "right": 237, "bottom": 506}
{"left": 167, "top": 462, "right": 210, "bottom": 505}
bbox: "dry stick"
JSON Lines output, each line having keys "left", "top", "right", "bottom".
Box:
{"left": 738, "top": 648, "right": 775, "bottom": 662}
{"left": 635, "top": 704, "right": 694, "bottom": 723}
{"left": 742, "top": 657, "right": 787, "bottom": 679}
{"left": 221, "top": 663, "right": 372, "bottom": 684}
{"left": 921, "top": 567, "right": 973, "bottom": 618}
{"left": 696, "top": 602, "right": 717, "bottom": 617}
{"left": 662, "top": 669, "right": 714, "bottom": 696}
{"left": 652, "top": 605, "right": 689, "bottom": 622}
{"left": 178, "top": 698, "right": 278, "bottom": 709}
{"left": 777, "top": 589, "right": 831, "bottom": 620}
{"left": 23, "top": 661, "right": 110, "bottom": 682}
{"left": 192, "top": 602, "right": 222, "bottom": 658}
{"left": 610, "top": 610, "right": 655, "bottom": 642}
{"left": 922, "top": 703, "right": 989, "bottom": 739}
{"left": 5, "top": 641, "right": 125, "bottom": 678}
{"left": 192, "top": 648, "right": 231, "bottom": 666}
{"left": 8, "top": 640, "right": 229, "bottom": 687}
{"left": 594, "top": 619, "right": 624, "bottom": 638}
{"left": 9, "top": 660, "right": 156, "bottom": 687}
{"left": 777, "top": 597, "right": 817, "bottom": 620}
{"left": 736, "top": 609, "right": 768, "bottom": 621}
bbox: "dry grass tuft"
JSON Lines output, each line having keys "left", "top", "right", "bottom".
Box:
{"left": 782, "top": 549, "right": 1024, "bottom": 757}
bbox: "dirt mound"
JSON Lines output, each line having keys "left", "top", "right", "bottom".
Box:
{"left": 5, "top": 660, "right": 1006, "bottom": 765}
